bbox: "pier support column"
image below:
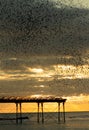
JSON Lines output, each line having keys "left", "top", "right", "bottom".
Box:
{"left": 19, "top": 103, "right": 22, "bottom": 124}
{"left": 16, "top": 103, "right": 18, "bottom": 124}
{"left": 41, "top": 102, "right": 44, "bottom": 123}
{"left": 37, "top": 102, "right": 40, "bottom": 123}
{"left": 63, "top": 102, "right": 65, "bottom": 123}
{"left": 58, "top": 102, "right": 60, "bottom": 123}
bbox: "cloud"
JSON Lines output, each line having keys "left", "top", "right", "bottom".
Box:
{"left": 0, "top": 56, "right": 89, "bottom": 96}
{"left": 0, "top": 58, "right": 25, "bottom": 71}
{"left": 0, "top": 77, "right": 89, "bottom": 96}
{"left": 0, "top": 0, "right": 89, "bottom": 97}
{"left": 0, "top": 55, "right": 88, "bottom": 74}
{"left": 0, "top": 0, "right": 89, "bottom": 58}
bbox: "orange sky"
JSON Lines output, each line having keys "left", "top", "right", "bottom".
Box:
{"left": 0, "top": 95, "right": 89, "bottom": 113}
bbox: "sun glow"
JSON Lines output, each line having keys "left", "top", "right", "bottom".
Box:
{"left": 63, "top": 94, "right": 89, "bottom": 111}
{"left": 0, "top": 64, "right": 89, "bottom": 81}
{"left": 31, "top": 68, "right": 44, "bottom": 73}
{"left": 30, "top": 94, "right": 43, "bottom": 98}
{"left": 34, "top": 85, "right": 45, "bottom": 88}
{"left": 53, "top": 64, "right": 89, "bottom": 79}
{"left": 27, "top": 68, "right": 44, "bottom": 73}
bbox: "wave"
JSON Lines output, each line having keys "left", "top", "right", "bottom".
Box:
{"left": 66, "top": 112, "right": 89, "bottom": 121}
{"left": 0, "top": 112, "right": 89, "bottom": 123}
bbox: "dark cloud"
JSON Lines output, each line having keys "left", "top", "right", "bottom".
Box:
{"left": 0, "top": 77, "right": 89, "bottom": 96}
{"left": 0, "top": 58, "right": 25, "bottom": 71}
{"left": 0, "top": 0, "right": 89, "bottom": 57}
{"left": 0, "top": 0, "right": 89, "bottom": 97}
{"left": 0, "top": 55, "right": 87, "bottom": 73}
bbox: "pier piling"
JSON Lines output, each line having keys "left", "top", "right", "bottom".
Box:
{"left": 16, "top": 103, "right": 18, "bottom": 124}
{"left": 58, "top": 102, "right": 60, "bottom": 123}
{"left": 63, "top": 102, "right": 65, "bottom": 123}
{"left": 19, "top": 103, "right": 22, "bottom": 124}
{"left": 41, "top": 102, "right": 44, "bottom": 123}
{"left": 37, "top": 102, "right": 40, "bottom": 123}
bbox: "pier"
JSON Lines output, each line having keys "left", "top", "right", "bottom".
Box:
{"left": 0, "top": 95, "right": 67, "bottom": 124}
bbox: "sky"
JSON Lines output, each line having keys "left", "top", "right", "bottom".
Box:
{"left": 0, "top": 0, "right": 89, "bottom": 112}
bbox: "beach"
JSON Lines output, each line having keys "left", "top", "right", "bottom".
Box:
{"left": 0, "top": 112, "right": 89, "bottom": 130}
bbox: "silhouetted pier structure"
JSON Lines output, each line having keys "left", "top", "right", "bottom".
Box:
{"left": 0, "top": 96, "right": 67, "bottom": 124}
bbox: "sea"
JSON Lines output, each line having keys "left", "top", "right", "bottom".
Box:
{"left": 0, "top": 112, "right": 89, "bottom": 130}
